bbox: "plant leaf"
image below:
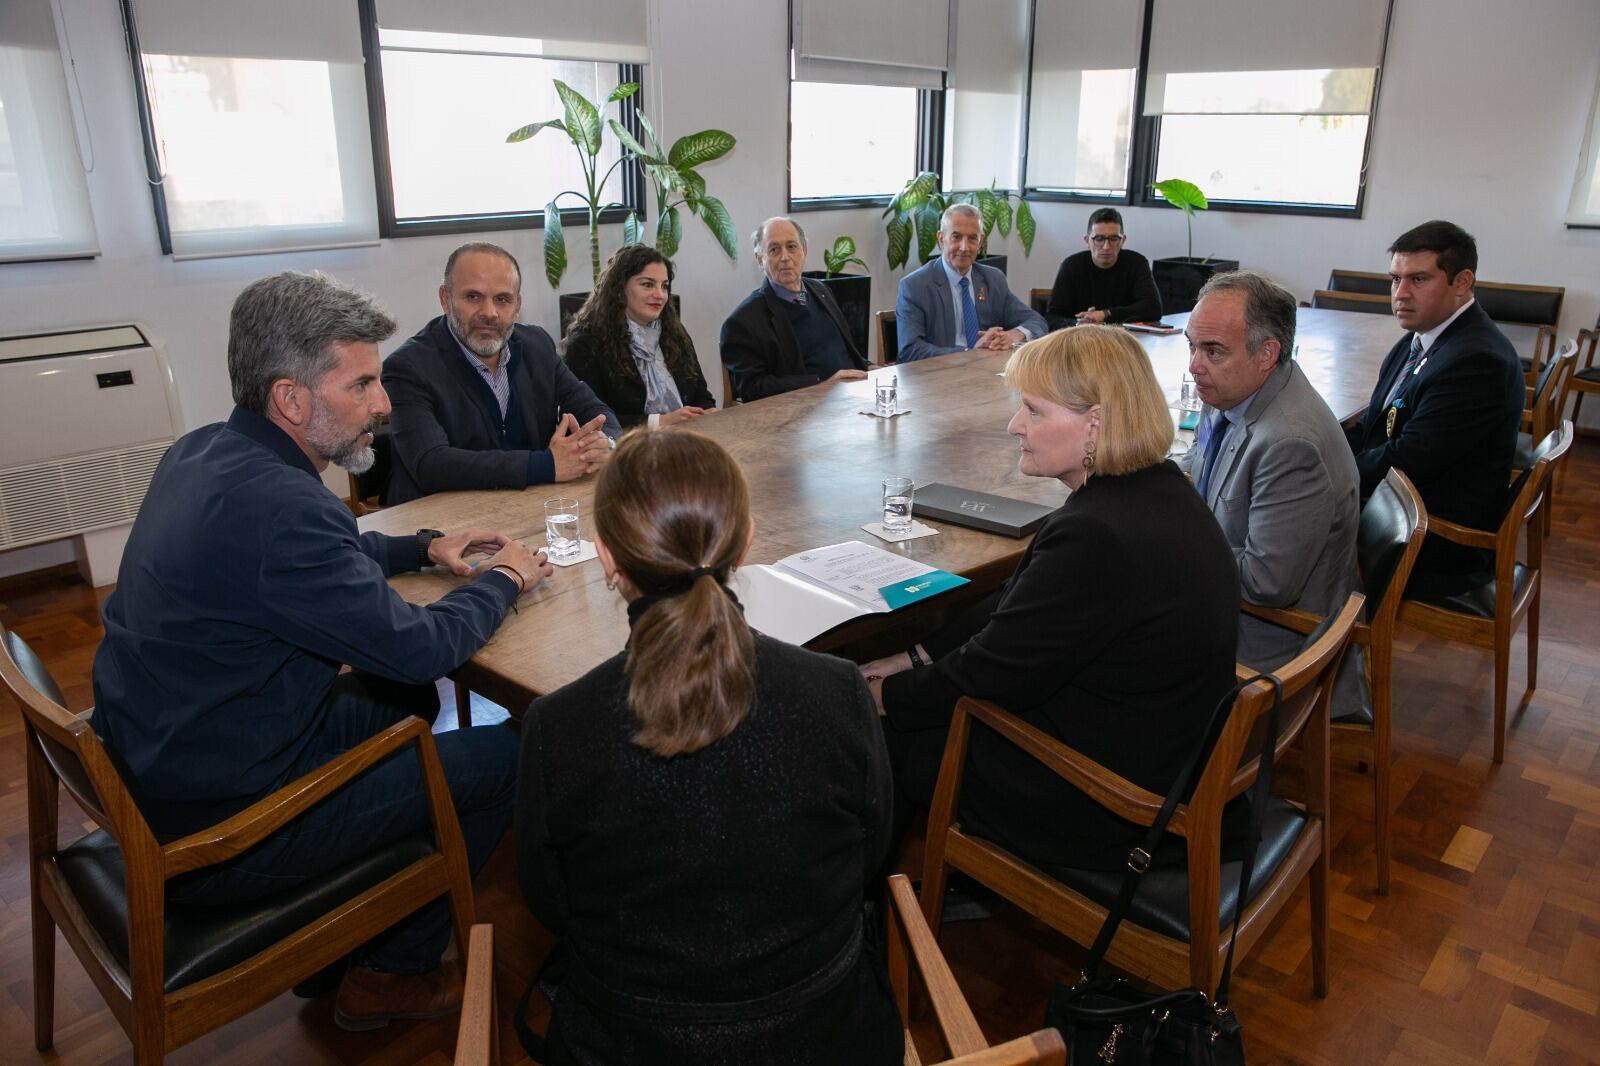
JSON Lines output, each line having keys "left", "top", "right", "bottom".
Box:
{"left": 554, "top": 80, "right": 601, "bottom": 157}
{"left": 832, "top": 235, "right": 857, "bottom": 260}
{"left": 637, "top": 111, "right": 663, "bottom": 156}
{"left": 1151, "top": 178, "right": 1207, "bottom": 215}
{"left": 678, "top": 167, "right": 706, "bottom": 205}
{"left": 543, "top": 197, "right": 566, "bottom": 287}
{"left": 606, "top": 119, "right": 657, "bottom": 162}
{"left": 607, "top": 82, "right": 641, "bottom": 104}
{"left": 1016, "top": 198, "right": 1036, "bottom": 255}
{"left": 505, "top": 118, "right": 566, "bottom": 144}
{"left": 656, "top": 205, "right": 681, "bottom": 257}
{"left": 668, "top": 129, "right": 736, "bottom": 170}
{"left": 623, "top": 211, "right": 642, "bottom": 246}
{"left": 914, "top": 200, "right": 941, "bottom": 263}
{"left": 886, "top": 213, "right": 911, "bottom": 270}
{"left": 890, "top": 170, "right": 941, "bottom": 216}
{"left": 643, "top": 161, "right": 683, "bottom": 194}
{"left": 994, "top": 198, "right": 1013, "bottom": 238}
{"left": 694, "top": 194, "right": 738, "bottom": 260}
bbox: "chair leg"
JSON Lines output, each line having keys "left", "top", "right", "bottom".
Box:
{"left": 1372, "top": 642, "right": 1393, "bottom": 896}
{"left": 31, "top": 894, "right": 54, "bottom": 1051}
{"left": 1492, "top": 620, "right": 1510, "bottom": 764}
{"left": 1527, "top": 587, "right": 1541, "bottom": 699}
{"left": 1310, "top": 849, "right": 1329, "bottom": 998}
{"left": 454, "top": 679, "right": 473, "bottom": 728}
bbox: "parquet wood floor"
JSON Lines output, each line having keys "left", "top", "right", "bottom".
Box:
{"left": 3, "top": 439, "right": 1599, "bottom": 1065}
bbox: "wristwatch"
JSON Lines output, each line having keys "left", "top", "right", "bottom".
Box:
{"left": 416, "top": 528, "right": 444, "bottom": 569}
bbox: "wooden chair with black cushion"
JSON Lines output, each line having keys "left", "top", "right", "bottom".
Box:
{"left": 1311, "top": 289, "right": 1392, "bottom": 315}
{"left": 1473, "top": 280, "right": 1564, "bottom": 331}
{"left": 1326, "top": 269, "right": 1389, "bottom": 296}
{"left": 884, "top": 874, "right": 1065, "bottom": 1066}
{"left": 919, "top": 594, "right": 1363, "bottom": 1001}
{"left": 1029, "top": 288, "right": 1051, "bottom": 317}
{"left": 1560, "top": 326, "right": 1598, "bottom": 430}
{"left": 1397, "top": 422, "right": 1573, "bottom": 763}
{"left": 877, "top": 309, "right": 899, "bottom": 365}
{"left": 1, "top": 624, "right": 479, "bottom": 1066}
{"left": 1516, "top": 340, "right": 1577, "bottom": 536}
{"left": 1239, "top": 469, "right": 1427, "bottom": 895}
{"left": 346, "top": 417, "right": 393, "bottom": 516}
{"left": 454, "top": 923, "right": 500, "bottom": 1066}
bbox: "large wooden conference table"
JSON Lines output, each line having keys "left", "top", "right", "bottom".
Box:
{"left": 359, "top": 307, "right": 1533, "bottom": 711}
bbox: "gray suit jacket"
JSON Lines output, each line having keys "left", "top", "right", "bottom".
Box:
{"left": 1178, "top": 361, "right": 1364, "bottom": 693}
{"left": 893, "top": 258, "right": 1046, "bottom": 362}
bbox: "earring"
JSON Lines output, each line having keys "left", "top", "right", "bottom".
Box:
{"left": 1083, "top": 437, "right": 1097, "bottom": 471}
{"left": 605, "top": 575, "right": 617, "bottom": 591}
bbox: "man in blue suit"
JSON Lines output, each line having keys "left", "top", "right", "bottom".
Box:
{"left": 893, "top": 204, "right": 1047, "bottom": 362}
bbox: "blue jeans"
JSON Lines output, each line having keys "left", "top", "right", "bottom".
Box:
{"left": 167, "top": 672, "right": 517, "bottom": 973}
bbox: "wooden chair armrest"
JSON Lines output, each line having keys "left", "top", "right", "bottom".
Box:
{"left": 1425, "top": 515, "right": 1496, "bottom": 550}
{"left": 1239, "top": 601, "right": 1324, "bottom": 634}
{"left": 887, "top": 874, "right": 986, "bottom": 1058}
{"left": 162, "top": 716, "right": 434, "bottom": 877}
{"left": 956, "top": 698, "right": 1174, "bottom": 833}
{"left": 456, "top": 924, "right": 498, "bottom": 1066}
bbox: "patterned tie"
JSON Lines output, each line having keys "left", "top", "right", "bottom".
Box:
{"left": 793, "top": 287, "right": 808, "bottom": 307}
{"left": 1195, "top": 411, "right": 1229, "bottom": 500}
{"left": 1383, "top": 333, "right": 1425, "bottom": 409}
{"left": 959, "top": 276, "right": 981, "bottom": 349}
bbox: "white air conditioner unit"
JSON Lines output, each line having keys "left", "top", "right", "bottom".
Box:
{"left": 0, "top": 324, "right": 184, "bottom": 586}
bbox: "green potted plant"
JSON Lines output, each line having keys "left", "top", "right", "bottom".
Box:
{"left": 1148, "top": 178, "right": 1239, "bottom": 314}
{"left": 610, "top": 113, "right": 738, "bottom": 261}
{"left": 882, "top": 172, "right": 1034, "bottom": 274}
{"left": 802, "top": 236, "right": 872, "bottom": 357}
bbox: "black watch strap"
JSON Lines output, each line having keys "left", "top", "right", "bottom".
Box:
{"left": 907, "top": 644, "right": 925, "bottom": 668}
{"left": 416, "top": 528, "right": 444, "bottom": 569}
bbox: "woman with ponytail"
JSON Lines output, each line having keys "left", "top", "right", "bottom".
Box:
{"left": 514, "top": 429, "right": 902, "bottom": 1065}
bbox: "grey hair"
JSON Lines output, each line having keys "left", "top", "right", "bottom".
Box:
{"left": 751, "top": 216, "right": 808, "bottom": 253}
{"left": 443, "top": 241, "right": 522, "bottom": 292}
{"left": 1196, "top": 270, "right": 1297, "bottom": 365}
{"left": 228, "top": 272, "right": 396, "bottom": 415}
{"left": 940, "top": 202, "right": 982, "bottom": 232}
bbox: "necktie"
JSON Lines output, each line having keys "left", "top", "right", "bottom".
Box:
{"left": 959, "top": 276, "right": 980, "bottom": 349}
{"left": 1195, "top": 412, "right": 1228, "bottom": 500}
{"left": 1382, "top": 333, "right": 1425, "bottom": 409}
{"left": 793, "top": 287, "right": 807, "bottom": 306}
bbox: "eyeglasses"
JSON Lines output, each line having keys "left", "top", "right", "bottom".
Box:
{"left": 1089, "top": 235, "right": 1125, "bottom": 246}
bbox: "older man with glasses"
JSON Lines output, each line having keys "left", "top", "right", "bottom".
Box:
{"left": 1044, "top": 207, "right": 1163, "bottom": 330}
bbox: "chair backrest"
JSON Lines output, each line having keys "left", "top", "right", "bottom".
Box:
{"left": 1029, "top": 287, "right": 1051, "bottom": 316}
{"left": 347, "top": 420, "right": 393, "bottom": 514}
{"left": 1504, "top": 421, "right": 1574, "bottom": 533}
{"left": 876, "top": 309, "right": 898, "bottom": 365}
{"left": 1527, "top": 340, "right": 1577, "bottom": 441}
{"left": 1327, "top": 269, "right": 1389, "bottom": 296}
{"left": 455, "top": 924, "right": 498, "bottom": 1066}
{"left": 1474, "top": 280, "right": 1563, "bottom": 329}
{"left": 1357, "top": 468, "right": 1428, "bottom": 626}
{"left": 1311, "top": 289, "right": 1391, "bottom": 315}
{"left": 721, "top": 364, "right": 736, "bottom": 407}
{"left": 1577, "top": 328, "right": 1599, "bottom": 375}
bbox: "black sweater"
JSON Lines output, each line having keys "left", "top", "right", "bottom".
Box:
{"left": 1045, "top": 249, "right": 1163, "bottom": 329}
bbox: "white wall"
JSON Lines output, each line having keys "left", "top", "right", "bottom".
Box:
{"left": 3, "top": 0, "right": 1598, "bottom": 579}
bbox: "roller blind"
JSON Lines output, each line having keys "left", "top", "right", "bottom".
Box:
{"left": 375, "top": 0, "right": 648, "bottom": 64}
{"left": 131, "top": 0, "right": 378, "bottom": 259}
{"left": 792, "top": 0, "right": 950, "bottom": 90}
{"left": 1025, "top": 0, "right": 1143, "bottom": 192}
{"left": 1568, "top": 70, "right": 1600, "bottom": 227}
{"left": 1144, "top": 0, "right": 1388, "bottom": 116}
{"left": 943, "top": 0, "right": 1028, "bottom": 190}
{"left": 0, "top": 0, "right": 99, "bottom": 262}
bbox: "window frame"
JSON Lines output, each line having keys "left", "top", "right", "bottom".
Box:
{"left": 786, "top": 80, "right": 943, "bottom": 213}
{"left": 356, "top": 0, "right": 645, "bottom": 240}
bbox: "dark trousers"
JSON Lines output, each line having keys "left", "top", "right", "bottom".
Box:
{"left": 167, "top": 672, "right": 517, "bottom": 973}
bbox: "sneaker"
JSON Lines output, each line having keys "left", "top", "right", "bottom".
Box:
{"left": 332, "top": 961, "right": 464, "bottom": 1032}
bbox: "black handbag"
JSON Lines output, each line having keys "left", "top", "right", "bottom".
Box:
{"left": 1044, "top": 672, "right": 1282, "bottom": 1066}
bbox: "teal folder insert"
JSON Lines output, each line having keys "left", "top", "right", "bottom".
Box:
{"left": 878, "top": 569, "right": 969, "bottom": 610}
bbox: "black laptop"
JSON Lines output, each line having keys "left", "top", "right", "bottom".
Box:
{"left": 914, "top": 483, "right": 1055, "bottom": 538}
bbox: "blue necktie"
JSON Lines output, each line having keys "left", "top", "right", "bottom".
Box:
{"left": 1382, "top": 333, "right": 1425, "bottom": 409}
{"left": 1195, "top": 412, "right": 1228, "bottom": 499}
{"left": 959, "top": 276, "right": 980, "bottom": 349}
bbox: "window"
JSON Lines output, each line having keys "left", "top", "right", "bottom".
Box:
{"left": 788, "top": 0, "right": 948, "bottom": 207}
{"left": 0, "top": 0, "right": 97, "bottom": 263}
{"left": 1568, "top": 69, "right": 1600, "bottom": 228}
{"left": 942, "top": 0, "right": 1028, "bottom": 192}
{"left": 365, "top": 1, "right": 650, "bottom": 235}
{"left": 126, "top": 0, "right": 379, "bottom": 259}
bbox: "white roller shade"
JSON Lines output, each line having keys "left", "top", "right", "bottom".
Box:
{"left": 944, "top": 0, "right": 1028, "bottom": 190}
{"left": 0, "top": 0, "right": 99, "bottom": 262}
{"left": 1144, "top": 0, "right": 1388, "bottom": 115}
{"left": 132, "top": 0, "right": 363, "bottom": 63}
{"left": 1568, "top": 70, "right": 1600, "bottom": 227}
{"left": 375, "top": 0, "right": 648, "bottom": 64}
{"left": 793, "top": 0, "right": 950, "bottom": 90}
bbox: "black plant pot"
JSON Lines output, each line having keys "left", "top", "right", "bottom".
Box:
{"left": 558, "top": 292, "right": 681, "bottom": 338}
{"left": 802, "top": 270, "right": 872, "bottom": 358}
{"left": 1152, "top": 257, "right": 1241, "bottom": 315}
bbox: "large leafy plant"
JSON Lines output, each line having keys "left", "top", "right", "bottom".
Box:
{"left": 507, "top": 81, "right": 738, "bottom": 287}
{"left": 1150, "top": 178, "right": 1209, "bottom": 261}
{"left": 821, "top": 236, "right": 869, "bottom": 276}
{"left": 881, "top": 172, "right": 1035, "bottom": 270}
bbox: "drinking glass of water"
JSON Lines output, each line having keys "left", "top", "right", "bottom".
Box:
{"left": 875, "top": 372, "right": 898, "bottom": 417}
{"left": 1179, "top": 373, "right": 1201, "bottom": 412}
{"left": 882, "top": 477, "right": 914, "bottom": 535}
{"left": 544, "top": 498, "right": 581, "bottom": 562}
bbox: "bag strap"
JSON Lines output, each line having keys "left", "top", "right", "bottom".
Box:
{"left": 1080, "top": 672, "right": 1282, "bottom": 994}
{"left": 1213, "top": 674, "right": 1280, "bottom": 1008}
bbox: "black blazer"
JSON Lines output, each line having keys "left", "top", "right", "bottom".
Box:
{"left": 382, "top": 316, "right": 618, "bottom": 504}
{"left": 516, "top": 633, "right": 902, "bottom": 1064}
{"left": 562, "top": 324, "right": 715, "bottom": 429}
{"left": 1345, "top": 301, "right": 1522, "bottom": 595}
{"left": 883, "top": 462, "right": 1240, "bottom": 871}
{"left": 719, "top": 278, "right": 867, "bottom": 402}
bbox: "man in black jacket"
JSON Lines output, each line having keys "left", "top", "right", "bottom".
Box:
{"left": 719, "top": 217, "right": 868, "bottom": 402}
{"left": 1345, "top": 220, "right": 1523, "bottom": 596}
{"left": 383, "top": 243, "right": 619, "bottom": 504}
{"left": 1044, "top": 207, "right": 1162, "bottom": 330}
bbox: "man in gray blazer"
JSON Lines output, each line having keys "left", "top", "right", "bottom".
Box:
{"left": 1178, "top": 271, "right": 1363, "bottom": 700}
{"left": 893, "top": 204, "right": 1046, "bottom": 362}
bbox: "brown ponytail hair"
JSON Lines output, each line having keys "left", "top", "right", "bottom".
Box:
{"left": 593, "top": 429, "right": 755, "bottom": 757}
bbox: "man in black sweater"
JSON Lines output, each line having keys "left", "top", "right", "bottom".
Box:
{"left": 1044, "top": 207, "right": 1162, "bottom": 330}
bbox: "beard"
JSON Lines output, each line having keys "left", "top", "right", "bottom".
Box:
{"left": 448, "top": 306, "right": 512, "bottom": 359}
{"left": 306, "top": 401, "right": 380, "bottom": 473}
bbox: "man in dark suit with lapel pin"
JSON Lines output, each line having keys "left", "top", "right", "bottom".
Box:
{"left": 1345, "top": 220, "right": 1523, "bottom": 596}
{"left": 382, "top": 242, "right": 619, "bottom": 504}
{"left": 893, "top": 203, "right": 1046, "bottom": 362}
{"left": 718, "top": 217, "right": 869, "bottom": 402}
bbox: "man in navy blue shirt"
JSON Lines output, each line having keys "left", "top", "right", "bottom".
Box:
{"left": 92, "top": 271, "right": 549, "bottom": 1030}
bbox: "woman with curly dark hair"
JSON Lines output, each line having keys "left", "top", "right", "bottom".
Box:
{"left": 563, "top": 245, "right": 717, "bottom": 429}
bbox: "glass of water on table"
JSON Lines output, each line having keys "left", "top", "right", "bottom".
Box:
{"left": 882, "top": 477, "right": 914, "bottom": 535}
{"left": 544, "top": 497, "right": 581, "bottom": 562}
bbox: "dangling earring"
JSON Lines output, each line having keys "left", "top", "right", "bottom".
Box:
{"left": 1083, "top": 436, "right": 1097, "bottom": 472}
